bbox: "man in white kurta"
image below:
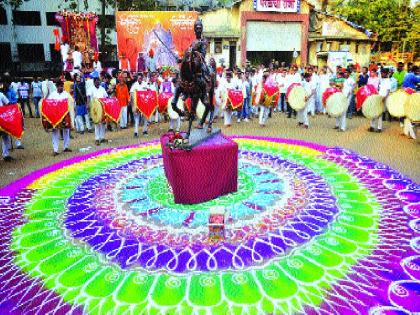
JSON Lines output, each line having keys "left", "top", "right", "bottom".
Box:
{"left": 130, "top": 74, "right": 149, "bottom": 138}
{"left": 370, "top": 70, "right": 390, "bottom": 133}
{"left": 88, "top": 78, "right": 108, "bottom": 144}
{"left": 47, "top": 81, "right": 72, "bottom": 155}
{"left": 258, "top": 74, "right": 271, "bottom": 126}
{"left": 222, "top": 72, "right": 239, "bottom": 127}
{"left": 72, "top": 46, "right": 83, "bottom": 70}
{"left": 336, "top": 72, "right": 355, "bottom": 132}
{"left": 298, "top": 73, "right": 315, "bottom": 129}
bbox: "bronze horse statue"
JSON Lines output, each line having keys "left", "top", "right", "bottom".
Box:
{"left": 170, "top": 21, "right": 216, "bottom": 147}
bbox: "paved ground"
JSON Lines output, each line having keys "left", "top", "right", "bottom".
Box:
{"left": 1, "top": 112, "right": 419, "bottom": 188}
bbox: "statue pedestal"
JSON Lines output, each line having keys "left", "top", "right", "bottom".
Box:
{"left": 160, "top": 131, "right": 238, "bottom": 204}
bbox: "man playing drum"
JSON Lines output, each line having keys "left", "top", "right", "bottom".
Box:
{"left": 88, "top": 78, "right": 109, "bottom": 145}
{"left": 46, "top": 80, "right": 73, "bottom": 156}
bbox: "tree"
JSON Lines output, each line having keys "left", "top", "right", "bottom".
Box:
{"left": 330, "top": 0, "right": 418, "bottom": 52}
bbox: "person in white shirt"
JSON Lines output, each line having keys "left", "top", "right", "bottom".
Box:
{"left": 214, "top": 79, "right": 224, "bottom": 120}
{"left": 130, "top": 73, "right": 149, "bottom": 138}
{"left": 311, "top": 67, "right": 321, "bottom": 114}
{"left": 93, "top": 60, "right": 102, "bottom": 73}
{"left": 235, "top": 71, "right": 244, "bottom": 123}
{"left": 0, "top": 91, "right": 12, "bottom": 161}
{"left": 222, "top": 72, "right": 239, "bottom": 127}
{"left": 298, "top": 73, "right": 315, "bottom": 129}
{"left": 307, "top": 70, "right": 318, "bottom": 116}
{"left": 276, "top": 68, "right": 287, "bottom": 113}
{"left": 258, "top": 74, "right": 271, "bottom": 127}
{"left": 335, "top": 71, "right": 355, "bottom": 132}
{"left": 10, "top": 80, "right": 19, "bottom": 95}
{"left": 72, "top": 46, "right": 83, "bottom": 70}
{"left": 369, "top": 69, "right": 390, "bottom": 133}
{"left": 241, "top": 71, "right": 252, "bottom": 122}
{"left": 47, "top": 81, "right": 73, "bottom": 155}
{"left": 42, "top": 77, "right": 56, "bottom": 99}
{"left": 87, "top": 78, "right": 108, "bottom": 145}
{"left": 60, "top": 41, "right": 70, "bottom": 70}
{"left": 286, "top": 66, "right": 302, "bottom": 118}
{"left": 318, "top": 68, "right": 331, "bottom": 114}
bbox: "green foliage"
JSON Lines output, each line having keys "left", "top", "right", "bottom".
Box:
{"left": 330, "top": 0, "right": 419, "bottom": 50}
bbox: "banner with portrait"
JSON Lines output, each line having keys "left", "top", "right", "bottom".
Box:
{"left": 55, "top": 12, "right": 98, "bottom": 52}
{"left": 116, "top": 11, "right": 198, "bottom": 72}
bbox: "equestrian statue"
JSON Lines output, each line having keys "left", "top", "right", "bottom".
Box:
{"left": 169, "top": 18, "right": 217, "bottom": 148}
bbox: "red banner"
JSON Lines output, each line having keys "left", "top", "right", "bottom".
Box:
{"left": 116, "top": 12, "right": 198, "bottom": 72}
{"left": 41, "top": 99, "right": 69, "bottom": 128}
{"left": 136, "top": 91, "right": 158, "bottom": 120}
{"left": 0, "top": 104, "right": 24, "bottom": 139}
{"left": 227, "top": 89, "right": 244, "bottom": 110}
{"left": 100, "top": 98, "right": 121, "bottom": 123}
{"left": 158, "top": 92, "right": 173, "bottom": 113}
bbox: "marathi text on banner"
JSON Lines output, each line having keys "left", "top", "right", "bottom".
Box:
{"left": 116, "top": 11, "right": 198, "bottom": 72}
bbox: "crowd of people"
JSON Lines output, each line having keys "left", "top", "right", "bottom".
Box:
{"left": 0, "top": 60, "right": 419, "bottom": 162}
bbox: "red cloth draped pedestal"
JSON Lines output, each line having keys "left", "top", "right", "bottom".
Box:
{"left": 160, "top": 133, "right": 238, "bottom": 204}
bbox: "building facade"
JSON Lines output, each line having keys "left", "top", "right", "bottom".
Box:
{"left": 201, "top": 0, "right": 312, "bottom": 67}
{"left": 308, "top": 11, "right": 376, "bottom": 67}
{"left": 0, "top": 0, "right": 116, "bottom": 75}
{"left": 201, "top": 0, "right": 374, "bottom": 68}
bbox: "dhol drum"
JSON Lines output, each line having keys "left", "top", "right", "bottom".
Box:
{"left": 405, "top": 92, "right": 420, "bottom": 121}
{"left": 225, "top": 89, "right": 244, "bottom": 111}
{"left": 287, "top": 84, "right": 306, "bottom": 111}
{"left": 325, "top": 92, "right": 348, "bottom": 118}
{"left": 388, "top": 90, "right": 409, "bottom": 118}
{"left": 90, "top": 98, "right": 104, "bottom": 124}
{"left": 100, "top": 97, "right": 121, "bottom": 123}
{"left": 133, "top": 90, "right": 158, "bottom": 120}
{"left": 41, "top": 98, "right": 73, "bottom": 130}
{"left": 158, "top": 92, "right": 173, "bottom": 114}
{"left": 0, "top": 104, "right": 24, "bottom": 139}
{"left": 362, "top": 95, "right": 384, "bottom": 119}
{"left": 262, "top": 83, "right": 279, "bottom": 107}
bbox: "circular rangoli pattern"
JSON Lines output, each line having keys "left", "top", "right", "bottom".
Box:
{"left": 0, "top": 136, "right": 419, "bottom": 315}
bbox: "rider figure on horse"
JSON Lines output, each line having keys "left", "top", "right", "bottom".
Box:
{"left": 170, "top": 18, "right": 216, "bottom": 141}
